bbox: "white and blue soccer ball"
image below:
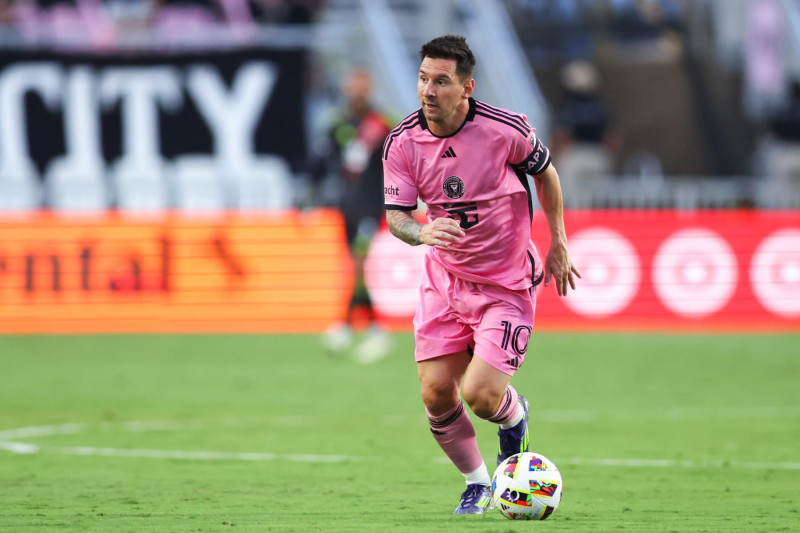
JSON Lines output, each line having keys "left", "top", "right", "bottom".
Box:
{"left": 491, "top": 452, "right": 563, "bottom": 520}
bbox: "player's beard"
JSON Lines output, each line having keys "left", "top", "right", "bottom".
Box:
{"left": 422, "top": 101, "right": 449, "bottom": 125}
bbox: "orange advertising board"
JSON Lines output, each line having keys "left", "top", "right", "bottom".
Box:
{"left": 4, "top": 209, "right": 798, "bottom": 334}
{"left": 0, "top": 210, "right": 353, "bottom": 333}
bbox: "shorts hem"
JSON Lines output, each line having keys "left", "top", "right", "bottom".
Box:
{"left": 414, "top": 343, "right": 470, "bottom": 362}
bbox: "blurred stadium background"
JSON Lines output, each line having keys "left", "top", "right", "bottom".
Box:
{"left": 1, "top": 1, "right": 799, "bottom": 530}
{"left": 0, "top": 0, "right": 797, "bottom": 333}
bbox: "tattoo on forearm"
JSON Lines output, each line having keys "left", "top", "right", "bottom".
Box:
{"left": 386, "top": 210, "right": 422, "bottom": 246}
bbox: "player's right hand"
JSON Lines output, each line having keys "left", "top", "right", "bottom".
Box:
{"left": 419, "top": 217, "right": 465, "bottom": 248}
{"left": 544, "top": 243, "right": 581, "bottom": 297}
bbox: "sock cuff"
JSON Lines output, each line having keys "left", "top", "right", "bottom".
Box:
{"left": 427, "top": 402, "right": 465, "bottom": 428}
{"left": 485, "top": 385, "right": 520, "bottom": 424}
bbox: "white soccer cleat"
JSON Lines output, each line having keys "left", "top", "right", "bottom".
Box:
{"left": 353, "top": 326, "right": 392, "bottom": 363}
{"left": 322, "top": 322, "right": 353, "bottom": 353}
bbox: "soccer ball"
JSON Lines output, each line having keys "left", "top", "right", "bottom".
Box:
{"left": 491, "top": 452, "right": 563, "bottom": 520}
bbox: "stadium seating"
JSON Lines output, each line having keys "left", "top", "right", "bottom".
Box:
{"left": 228, "top": 155, "right": 294, "bottom": 211}
{"left": 44, "top": 158, "right": 109, "bottom": 212}
{"left": 111, "top": 160, "right": 171, "bottom": 213}
{"left": 761, "top": 140, "right": 800, "bottom": 183}
{"left": 171, "top": 155, "right": 228, "bottom": 213}
{"left": 0, "top": 168, "right": 41, "bottom": 213}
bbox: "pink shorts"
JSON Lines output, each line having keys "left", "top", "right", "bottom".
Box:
{"left": 413, "top": 260, "right": 537, "bottom": 376}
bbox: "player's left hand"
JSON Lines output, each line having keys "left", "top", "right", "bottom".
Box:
{"left": 544, "top": 242, "right": 581, "bottom": 297}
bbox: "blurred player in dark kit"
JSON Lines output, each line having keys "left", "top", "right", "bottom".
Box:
{"left": 318, "top": 67, "right": 395, "bottom": 363}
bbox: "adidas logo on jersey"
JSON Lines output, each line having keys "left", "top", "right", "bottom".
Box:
{"left": 441, "top": 147, "right": 457, "bottom": 158}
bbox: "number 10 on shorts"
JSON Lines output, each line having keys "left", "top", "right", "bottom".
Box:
{"left": 500, "top": 320, "right": 531, "bottom": 367}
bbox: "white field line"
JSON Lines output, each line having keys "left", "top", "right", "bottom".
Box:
{"left": 556, "top": 457, "right": 800, "bottom": 470}
{"left": 0, "top": 421, "right": 378, "bottom": 463}
{"left": 2, "top": 420, "right": 799, "bottom": 470}
{"left": 431, "top": 456, "right": 800, "bottom": 470}
{"left": 33, "top": 446, "right": 800, "bottom": 470}
{"left": 536, "top": 406, "right": 800, "bottom": 423}
{"left": 0, "top": 423, "right": 87, "bottom": 440}
{"left": 387, "top": 406, "right": 800, "bottom": 425}
{"left": 50, "top": 447, "right": 373, "bottom": 463}
{"left": 0, "top": 441, "right": 40, "bottom": 454}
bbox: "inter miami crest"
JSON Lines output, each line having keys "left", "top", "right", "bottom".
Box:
{"left": 443, "top": 176, "right": 465, "bottom": 199}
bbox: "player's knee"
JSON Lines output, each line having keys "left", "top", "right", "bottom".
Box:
{"left": 420, "top": 381, "right": 460, "bottom": 416}
{"left": 461, "top": 385, "right": 502, "bottom": 419}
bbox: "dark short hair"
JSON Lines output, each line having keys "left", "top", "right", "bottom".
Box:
{"left": 419, "top": 35, "right": 476, "bottom": 80}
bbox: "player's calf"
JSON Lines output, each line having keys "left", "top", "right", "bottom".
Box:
{"left": 495, "top": 394, "right": 529, "bottom": 466}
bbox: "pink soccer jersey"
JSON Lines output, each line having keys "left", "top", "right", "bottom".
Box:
{"left": 383, "top": 98, "right": 550, "bottom": 290}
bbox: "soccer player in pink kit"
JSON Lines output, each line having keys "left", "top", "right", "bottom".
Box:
{"left": 383, "top": 35, "right": 580, "bottom": 514}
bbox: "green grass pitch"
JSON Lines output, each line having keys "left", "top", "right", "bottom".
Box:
{"left": 1, "top": 332, "right": 798, "bottom": 532}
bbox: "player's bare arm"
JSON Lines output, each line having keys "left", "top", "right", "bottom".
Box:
{"left": 386, "top": 209, "right": 465, "bottom": 247}
{"left": 532, "top": 164, "right": 581, "bottom": 296}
